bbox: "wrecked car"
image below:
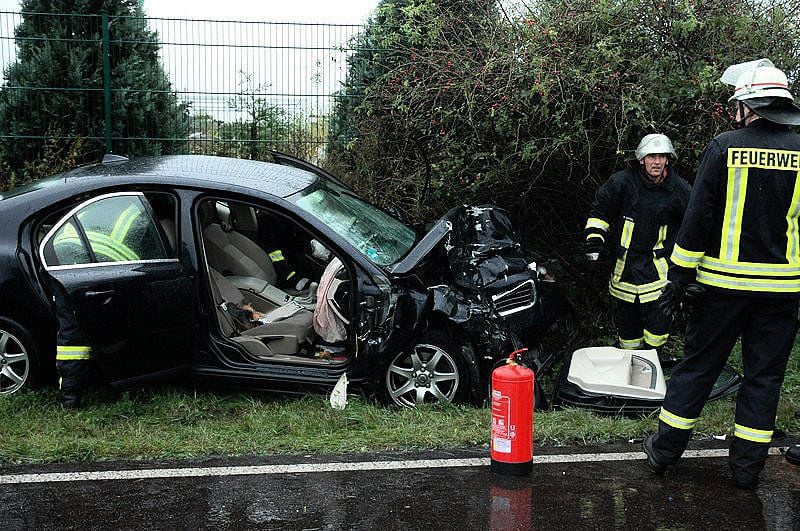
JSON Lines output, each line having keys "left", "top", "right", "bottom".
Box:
{"left": 0, "top": 153, "right": 567, "bottom": 408}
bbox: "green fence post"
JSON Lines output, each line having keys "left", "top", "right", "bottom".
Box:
{"left": 102, "top": 14, "right": 112, "bottom": 154}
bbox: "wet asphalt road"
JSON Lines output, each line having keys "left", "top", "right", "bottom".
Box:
{"left": 2, "top": 443, "right": 800, "bottom": 530}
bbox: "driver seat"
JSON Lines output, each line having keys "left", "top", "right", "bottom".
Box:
{"left": 200, "top": 202, "right": 310, "bottom": 302}
{"left": 208, "top": 267, "right": 314, "bottom": 357}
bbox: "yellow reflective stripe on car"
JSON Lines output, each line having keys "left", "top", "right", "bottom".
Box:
{"left": 56, "top": 346, "right": 92, "bottom": 361}
{"left": 619, "top": 336, "right": 643, "bottom": 349}
{"left": 87, "top": 240, "right": 127, "bottom": 262}
{"left": 659, "top": 408, "right": 698, "bottom": 430}
{"left": 586, "top": 233, "right": 605, "bottom": 243}
{"left": 53, "top": 222, "right": 80, "bottom": 244}
{"left": 86, "top": 231, "right": 139, "bottom": 262}
{"left": 671, "top": 244, "right": 704, "bottom": 269}
{"left": 720, "top": 167, "right": 748, "bottom": 263}
{"left": 585, "top": 217, "right": 609, "bottom": 231}
{"left": 734, "top": 424, "right": 772, "bottom": 444}
{"left": 269, "top": 250, "right": 285, "bottom": 262}
{"left": 110, "top": 204, "right": 142, "bottom": 242}
{"left": 786, "top": 170, "right": 800, "bottom": 264}
{"left": 644, "top": 329, "right": 669, "bottom": 347}
{"left": 696, "top": 269, "right": 800, "bottom": 292}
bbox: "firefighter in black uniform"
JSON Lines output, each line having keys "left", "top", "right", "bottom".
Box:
{"left": 584, "top": 134, "right": 691, "bottom": 355}
{"left": 53, "top": 282, "right": 93, "bottom": 409}
{"left": 643, "top": 59, "right": 800, "bottom": 489}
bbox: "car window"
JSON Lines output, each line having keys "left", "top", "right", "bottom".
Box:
{"left": 47, "top": 218, "right": 92, "bottom": 266}
{"left": 78, "top": 195, "right": 165, "bottom": 262}
{"left": 290, "top": 181, "right": 416, "bottom": 267}
{"left": 42, "top": 194, "right": 169, "bottom": 267}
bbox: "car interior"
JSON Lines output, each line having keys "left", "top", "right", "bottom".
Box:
{"left": 198, "top": 198, "right": 352, "bottom": 364}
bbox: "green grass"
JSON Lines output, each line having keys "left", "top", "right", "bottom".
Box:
{"left": 2, "top": 339, "right": 800, "bottom": 465}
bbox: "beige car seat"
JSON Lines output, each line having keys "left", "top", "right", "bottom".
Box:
{"left": 200, "top": 202, "right": 310, "bottom": 304}
{"left": 208, "top": 267, "right": 314, "bottom": 357}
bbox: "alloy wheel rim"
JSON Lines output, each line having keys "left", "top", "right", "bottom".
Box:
{"left": 386, "top": 343, "right": 460, "bottom": 407}
{"left": 0, "top": 329, "right": 29, "bottom": 394}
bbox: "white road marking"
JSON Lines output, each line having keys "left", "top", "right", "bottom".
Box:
{"left": 0, "top": 447, "right": 785, "bottom": 485}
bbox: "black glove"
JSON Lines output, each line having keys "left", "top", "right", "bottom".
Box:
{"left": 682, "top": 283, "right": 706, "bottom": 311}
{"left": 658, "top": 280, "right": 706, "bottom": 321}
{"left": 658, "top": 280, "right": 682, "bottom": 322}
{"left": 585, "top": 238, "right": 603, "bottom": 262}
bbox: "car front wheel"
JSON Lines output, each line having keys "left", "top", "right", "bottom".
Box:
{"left": 384, "top": 335, "right": 468, "bottom": 407}
{"left": 0, "top": 321, "right": 38, "bottom": 395}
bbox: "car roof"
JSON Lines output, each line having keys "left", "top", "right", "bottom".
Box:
{"left": 68, "top": 155, "right": 319, "bottom": 197}
{"left": 1, "top": 155, "right": 319, "bottom": 202}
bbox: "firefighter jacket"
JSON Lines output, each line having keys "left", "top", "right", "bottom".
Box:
{"left": 670, "top": 119, "right": 800, "bottom": 297}
{"left": 585, "top": 167, "right": 691, "bottom": 303}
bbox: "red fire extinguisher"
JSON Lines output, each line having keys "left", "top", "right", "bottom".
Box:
{"left": 491, "top": 348, "right": 534, "bottom": 475}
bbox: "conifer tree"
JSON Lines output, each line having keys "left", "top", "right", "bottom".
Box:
{"left": 0, "top": 0, "right": 188, "bottom": 178}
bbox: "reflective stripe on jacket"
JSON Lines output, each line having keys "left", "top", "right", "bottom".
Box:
{"left": 671, "top": 120, "right": 800, "bottom": 295}
{"left": 586, "top": 167, "right": 691, "bottom": 302}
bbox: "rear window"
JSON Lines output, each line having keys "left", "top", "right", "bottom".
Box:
{"left": 41, "top": 193, "right": 170, "bottom": 268}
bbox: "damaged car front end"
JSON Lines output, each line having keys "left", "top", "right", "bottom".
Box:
{"left": 363, "top": 204, "right": 568, "bottom": 408}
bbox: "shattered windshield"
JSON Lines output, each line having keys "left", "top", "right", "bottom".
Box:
{"left": 290, "top": 180, "right": 416, "bottom": 266}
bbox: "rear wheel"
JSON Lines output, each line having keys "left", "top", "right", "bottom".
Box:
{"left": 384, "top": 334, "right": 469, "bottom": 407}
{"left": 0, "top": 320, "right": 40, "bottom": 395}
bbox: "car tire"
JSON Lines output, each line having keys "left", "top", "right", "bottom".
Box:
{"left": 383, "top": 332, "right": 470, "bottom": 408}
{"left": 0, "top": 319, "right": 41, "bottom": 395}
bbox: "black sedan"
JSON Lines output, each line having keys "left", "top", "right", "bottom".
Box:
{"left": 0, "top": 153, "right": 561, "bottom": 407}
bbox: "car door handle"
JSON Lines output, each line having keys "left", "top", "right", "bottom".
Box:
{"left": 85, "top": 289, "right": 115, "bottom": 298}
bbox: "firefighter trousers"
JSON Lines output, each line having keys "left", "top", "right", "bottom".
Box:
{"left": 614, "top": 298, "right": 669, "bottom": 350}
{"left": 53, "top": 284, "right": 93, "bottom": 402}
{"left": 650, "top": 292, "right": 798, "bottom": 477}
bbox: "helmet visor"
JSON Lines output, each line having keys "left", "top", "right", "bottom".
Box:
{"left": 720, "top": 58, "right": 774, "bottom": 86}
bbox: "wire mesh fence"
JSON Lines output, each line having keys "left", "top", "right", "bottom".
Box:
{"left": 0, "top": 11, "right": 368, "bottom": 166}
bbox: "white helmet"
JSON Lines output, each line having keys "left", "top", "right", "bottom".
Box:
{"left": 635, "top": 134, "right": 677, "bottom": 161}
{"left": 721, "top": 58, "right": 795, "bottom": 102}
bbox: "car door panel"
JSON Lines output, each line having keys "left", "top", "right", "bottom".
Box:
{"left": 48, "top": 261, "right": 196, "bottom": 382}
{"left": 40, "top": 191, "right": 197, "bottom": 383}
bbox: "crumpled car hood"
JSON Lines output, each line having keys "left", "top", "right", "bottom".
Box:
{"left": 389, "top": 204, "right": 531, "bottom": 287}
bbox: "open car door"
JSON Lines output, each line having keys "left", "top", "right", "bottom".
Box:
{"left": 39, "top": 192, "right": 196, "bottom": 383}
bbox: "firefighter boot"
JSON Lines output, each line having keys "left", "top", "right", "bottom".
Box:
{"left": 643, "top": 434, "right": 667, "bottom": 474}
{"left": 731, "top": 467, "right": 759, "bottom": 490}
{"left": 61, "top": 391, "right": 82, "bottom": 410}
{"left": 786, "top": 445, "right": 800, "bottom": 466}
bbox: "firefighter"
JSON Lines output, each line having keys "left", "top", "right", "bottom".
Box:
{"left": 643, "top": 59, "right": 800, "bottom": 489}
{"left": 53, "top": 282, "right": 93, "bottom": 409}
{"left": 584, "top": 134, "right": 691, "bottom": 356}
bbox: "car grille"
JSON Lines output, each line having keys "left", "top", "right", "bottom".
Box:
{"left": 491, "top": 279, "right": 536, "bottom": 317}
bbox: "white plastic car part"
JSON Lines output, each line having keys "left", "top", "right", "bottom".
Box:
{"left": 566, "top": 346, "right": 666, "bottom": 400}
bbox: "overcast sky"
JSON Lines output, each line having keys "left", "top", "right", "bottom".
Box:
{"left": 0, "top": 0, "right": 379, "bottom": 24}
{"left": 0, "top": 1, "right": 380, "bottom": 119}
